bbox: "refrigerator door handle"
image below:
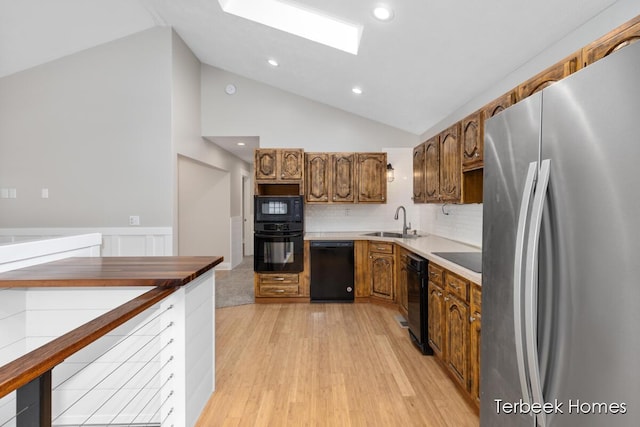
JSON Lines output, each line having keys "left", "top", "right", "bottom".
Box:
{"left": 513, "top": 161, "right": 538, "bottom": 406}
{"left": 524, "top": 159, "right": 551, "bottom": 427}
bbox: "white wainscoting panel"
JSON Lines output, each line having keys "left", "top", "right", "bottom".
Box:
{"left": 0, "top": 228, "right": 173, "bottom": 257}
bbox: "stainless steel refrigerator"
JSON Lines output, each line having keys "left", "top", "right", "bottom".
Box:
{"left": 481, "top": 42, "right": 640, "bottom": 426}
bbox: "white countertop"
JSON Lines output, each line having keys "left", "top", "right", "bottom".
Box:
{"left": 305, "top": 231, "right": 482, "bottom": 285}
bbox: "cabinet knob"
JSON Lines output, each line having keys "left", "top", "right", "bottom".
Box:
{"left": 444, "top": 296, "right": 450, "bottom": 301}
{"left": 274, "top": 289, "right": 285, "bottom": 293}
{"left": 382, "top": 196, "right": 385, "bottom": 201}
{"left": 470, "top": 316, "right": 476, "bottom": 323}
{"left": 475, "top": 152, "right": 480, "bottom": 158}
{"left": 274, "top": 277, "right": 285, "bottom": 281}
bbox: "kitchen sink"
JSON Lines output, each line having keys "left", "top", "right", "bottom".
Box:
{"left": 361, "top": 231, "right": 420, "bottom": 239}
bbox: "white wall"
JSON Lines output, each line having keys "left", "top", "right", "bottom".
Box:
{"left": 177, "top": 155, "right": 231, "bottom": 266}
{"left": 0, "top": 27, "right": 173, "bottom": 228}
{"left": 201, "top": 65, "right": 420, "bottom": 152}
{"left": 413, "top": 0, "right": 640, "bottom": 248}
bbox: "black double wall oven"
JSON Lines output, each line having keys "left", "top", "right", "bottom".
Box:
{"left": 254, "top": 195, "right": 304, "bottom": 273}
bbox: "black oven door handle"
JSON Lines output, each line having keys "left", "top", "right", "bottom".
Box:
{"left": 255, "top": 233, "right": 303, "bottom": 239}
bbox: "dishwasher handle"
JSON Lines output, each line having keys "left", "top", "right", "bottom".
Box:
{"left": 310, "top": 241, "right": 354, "bottom": 249}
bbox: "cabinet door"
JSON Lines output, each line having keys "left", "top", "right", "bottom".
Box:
{"left": 584, "top": 15, "right": 640, "bottom": 66}
{"left": 370, "top": 253, "right": 394, "bottom": 300}
{"left": 356, "top": 153, "right": 387, "bottom": 203}
{"left": 470, "top": 310, "right": 481, "bottom": 406}
{"left": 461, "top": 111, "right": 483, "bottom": 171}
{"left": 412, "top": 143, "right": 426, "bottom": 203}
{"left": 517, "top": 51, "right": 582, "bottom": 101}
{"left": 255, "top": 149, "right": 278, "bottom": 180}
{"left": 280, "top": 149, "right": 304, "bottom": 180}
{"left": 427, "top": 282, "right": 445, "bottom": 359}
{"left": 332, "top": 153, "right": 356, "bottom": 203}
{"left": 439, "top": 124, "right": 461, "bottom": 202}
{"left": 483, "top": 90, "right": 515, "bottom": 121}
{"left": 396, "top": 247, "right": 410, "bottom": 313}
{"left": 305, "top": 153, "right": 330, "bottom": 202}
{"left": 445, "top": 293, "right": 470, "bottom": 390}
{"left": 424, "top": 136, "right": 440, "bottom": 203}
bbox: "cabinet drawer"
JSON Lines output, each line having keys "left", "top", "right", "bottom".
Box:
{"left": 369, "top": 242, "right": 394, "bottom": 254}
{"left": 428, "top": 263, "right": 444, "bottom": 286}
{"left": 471, "top": 283, "right": 481, "bottom": 313}
{"left": 445, "top": 272, "right": 469, "bottom": 302}
{"left": 258, "top": 273, "right": 299, "bottom": 285}
{"left": 259, "top": 284, "right": 299, "bottom": 296}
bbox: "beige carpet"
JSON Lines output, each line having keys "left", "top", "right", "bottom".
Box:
{"left": 215, "top": 256, "right": 255, "bottom": 308}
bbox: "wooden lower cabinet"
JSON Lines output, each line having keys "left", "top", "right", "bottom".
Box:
{"left": 445, "top": 292, "right": 469, "bottom": 389}
{"left": 469, "top": 283, "right": 482, "bottom": 407}
{"left": 427, "top": 281, "right": 445, "bottom": 359}
{"left": 368, "top": 242, "right": 395, "bottom": 300}
{"left": 427, "top": 262, "right": 481, "bottom": 409}
{"left": 395, "top": 246, "right": 410, "bottom": 314}
{"left": 255, "top": 273, "right": 301, "bottom": 297}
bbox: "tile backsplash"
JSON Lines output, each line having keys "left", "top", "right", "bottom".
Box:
{"left": 418, "top": 203, "right": 483, "bottom": 248}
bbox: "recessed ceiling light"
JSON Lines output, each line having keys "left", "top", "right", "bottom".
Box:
{"left": 373, "top": 6, "right": 394, "bottom": 21}
{"left": 218, "top": 0, "right": 363, "bottom": 55}
{"left": 352, "top": 87, "right": 363, "bottom": 95}
{"left": 237, "top": 142, "right": 246, "bottom": 146}
{"left": 267, "top": 58, "right": 279, "bottom": 67}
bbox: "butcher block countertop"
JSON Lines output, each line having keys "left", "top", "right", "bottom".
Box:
{"left": 0, "top": 256, "right": 223, "bottom": 288}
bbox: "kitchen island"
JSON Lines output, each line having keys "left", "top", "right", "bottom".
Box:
{"left": 0, "top": 255, "right": 222, "bottom": 427}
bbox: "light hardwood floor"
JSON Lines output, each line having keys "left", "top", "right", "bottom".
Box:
{"left": 196, "top": 303, "right": 479, "bottom": 426}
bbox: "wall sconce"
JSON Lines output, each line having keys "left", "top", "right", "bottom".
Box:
{"left": 386, "top": 163, "right": 395, "bottom": 182}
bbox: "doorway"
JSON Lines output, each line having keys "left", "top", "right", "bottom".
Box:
{"left": 177, "top": 155, "right": 230, "bottom": 265}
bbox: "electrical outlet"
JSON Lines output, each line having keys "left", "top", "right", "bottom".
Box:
{"left": 129, "top": 215, "right": 140, "bottom": 226}
{"left": 41, "top": 188, "right": 49, "bottom": 199}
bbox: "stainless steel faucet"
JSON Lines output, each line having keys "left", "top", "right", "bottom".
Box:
{"left": 394, "top": 205, "right": 411, "bottom": 236}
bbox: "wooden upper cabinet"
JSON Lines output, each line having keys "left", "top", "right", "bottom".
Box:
{"left": 517, "top": 51, "right": 582, "bottom": 102}
{"left": 332, "top": 153, "right": 356, "bottom": 203}
{"left": 280, "top": 149, "right": 304, "bottom": 180}
{"left": 305, "top": 152, "right": 370, "bottom": 204}
{"left": 483, "top": 91, "right": 515, "bottom": 121}
{"left": 584, "top": 15, "right": 640, "bottom": 66}
{"left": 305, "top": 153, "right": 330, "bottom": 202}
{"left": 356, "top": 153, "right": 387, "bottom": 203}
{"left": 461, "top": 111, "right": 483, "bottom": 171}
{"left": 424, "top": 136, "right": 440, "bottom": 203}
{"left": 439, "top": 123, "right": 462, "bottom": 202}
{"left": 255, "top": 149, "right": 304, "bottom": 182}
{"left": 255, "top": 149, "right": 278, "bottom": 180}
{"left": 412, "top": 143, "right": 426, "bottom": 203}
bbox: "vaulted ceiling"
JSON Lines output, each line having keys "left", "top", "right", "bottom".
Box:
{"left": 0, "top": 0, "right": 619, "bottom": 135}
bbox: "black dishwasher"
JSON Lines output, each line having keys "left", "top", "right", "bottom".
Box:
{"left": 310, "top": 241, "right": 354, "bottom": 302}
{"left": 405, "top": 252, "right": 433, "bottom": 355}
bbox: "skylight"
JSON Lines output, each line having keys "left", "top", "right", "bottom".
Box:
{"left": 218, "top": 0, "right": 363, "bottom": 55}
